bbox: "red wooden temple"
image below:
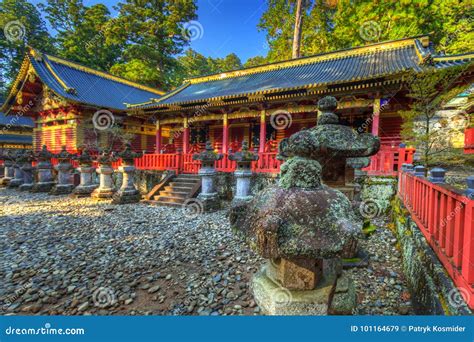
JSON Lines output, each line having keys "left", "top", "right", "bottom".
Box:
{"left": 2, "top": 36, "right": 473, "bottom": 175}
{"left": 127, "top": 35, "right": 473, "bottom": 175}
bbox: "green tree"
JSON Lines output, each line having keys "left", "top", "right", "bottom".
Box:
{"left": 244, "top": 55, "right": 267, "bottom": 68}
{"left": 39, "top": 0, "right": 121, "bottom": 71}
{"left": 0, "top": 0, "right": 55, "bottom": 97}
{"left": 258, "top": 0, "right": 473, "bottom": 63}
{"left": 210, "top": 53, "right": 243, "bottom": 73}
{"left": 106, "top": 0, "right": 197, "bottom": 90}
{"left": 400, "top": 65, "right": 472, "bottom": 168}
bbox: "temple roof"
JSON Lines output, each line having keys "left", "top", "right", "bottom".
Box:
{"left": 1, "top": 47, "right": 164, "bottom": 113}
{"left": 0, "top": 134, "right": 33, "bottom": 145}
{"left": 0, "top": 111, "right": 34, "bottom": 127}
{"left": 130, "top": 35, "right": 473, "bottom": 111}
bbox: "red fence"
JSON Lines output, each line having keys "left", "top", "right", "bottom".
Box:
{"left": 363, "top": 145, "right": 415, "bottom": 176}
{"left": 398, "top": 170, "right": 474, "bottom": 309}
{"left": 3, "top": 146, "right": 409, "bottom": 176}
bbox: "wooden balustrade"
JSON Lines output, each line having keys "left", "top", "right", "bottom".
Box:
{"left": 363, "top": 145, "right": 415, "bottom": 176}
{"left": 398, "top": 170, "right": 474, "bottom": 309}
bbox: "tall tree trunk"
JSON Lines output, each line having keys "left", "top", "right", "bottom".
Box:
{"left": 292, "top": 0, "right": 303, "bottom": 59}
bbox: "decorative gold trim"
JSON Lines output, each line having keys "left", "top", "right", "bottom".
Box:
{"left": 43, "top": 57, "right": 77, "bottom": 94}
{"left": 433, "top": 54, "right": 474, "bottom": 62}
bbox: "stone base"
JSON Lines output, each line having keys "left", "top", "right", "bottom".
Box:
{"left": 50, "top": 184, "right": 75, "bottom": 195}
{"left": 111, "top": 190, "right": 141, "bottom": 204}
{"left": 19, "top": 183, "right": 34, "bottom": 191}
{"left": 8, "top": 179, "right": 23, "bottom": 188}
{"left": 231, "top": 196, "right": 253, "bottom": 206}
{"left": 31, "top": 182, "right": 55, "bottom": 193}
{"left": 197, "top": 193, "right": 220, "bottom": 212}
{"left": 252, "top": 264, "right": 335, "bottom": 315}
{"left": 70, "top": 185, "right": 98, "bottom": 198}
{"left": 328, "top": 274, "right": 357, "bottom": 315}
{"left": 91, "top": 188, "right": 115, "bottom": 199}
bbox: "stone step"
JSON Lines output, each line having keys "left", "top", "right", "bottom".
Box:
{"left": 169, "top": 181, "right": 197, "bottom": 187}
{"left": 159, "top": 190, "right": 189, "bottom": 198}
{"left": 164, "top": 185, "right": 194, "bottom": 192}
{"left": 153, "top": 196, "right": 186, "bottom": 204}
{"left": 175, "top": 175, "right": 200, "bottom": 181}
{"left": 150, "top": 200, "right": 184, "bottom": 208}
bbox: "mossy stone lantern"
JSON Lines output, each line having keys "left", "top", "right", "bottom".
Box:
{"left": 72, "top": 148, "right": 97, "bottom": 198}
{"left": 228, "top": 141, "right": 259, "bottom": 204}
{"left": 229, "top": 96, "right": 377, "bottom": 315}
{"left": 50, "top": 146, "right": 76, "bottom": 195}
{"left": 112, "top": 143, "right": 143, "bottom": 204}
{"left": 193, "top": 141, "right": 223, "bottom": 211}
{"left": 32, "top": 145, "right": 55, "bottom": 193}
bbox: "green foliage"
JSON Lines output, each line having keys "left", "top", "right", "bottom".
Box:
{"left": 399, "top": 65, "right": 472, "bottom": 167}
{"left": 362, "top": 220, "right": 377, "bottom": 236}
{"left": 38, "top": 0, "right": 122, "bottom": 71}
{"left": 258, "top": 0, "right": 474, "bottom": 63}
{"left": 0, "top": 0, "right": 55, "bottom": 97}
{"left": 105, "top": 0, "right": 197, "bottom": 90}
{"left": 170, "top": 49, "right": 243, "bottom": 86}
{"left": 244, "top": 55, "right": 267, "bottom": 68}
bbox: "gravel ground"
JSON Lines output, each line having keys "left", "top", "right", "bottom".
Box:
{"left": 0, "top": 188, "right": 413, "bottom": 315}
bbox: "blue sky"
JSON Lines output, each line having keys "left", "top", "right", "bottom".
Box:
{"left": 30, "top": 0, "right": 269, "bottom": 63}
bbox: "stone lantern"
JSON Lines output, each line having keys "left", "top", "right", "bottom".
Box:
{"left": 228, "top": 141, "right": 259, "bottom": 204}
{"left": 192, "top": 141, "right": 223, "bottom": 211}
{"left": 31, "top": 145, "right": 55, "bottom": 193}
{"left": 112, "top": 143, "right": 142, "bottom": 204}
{"left": 50, "top": 146, "right": 76, "bottom": 195}
{"left": 19, "top": 150, "right": 36, "bottom": 191}
{"left": 8, "top": 149, "right": 25, "bottom": 188}
{"left": 91, "top": 149, "right": 117, "bottom": 199}
{"left": 279, "top": 96, "right": 380, "bottom": 199}
{"left": 230, "top": 96, "right": 380, "bottom": 315}
{"left": 0, "top": 151, "right": 15, "bottom": 186}
{"left": 71, "top": 148, "right": 97, "bottom": 198}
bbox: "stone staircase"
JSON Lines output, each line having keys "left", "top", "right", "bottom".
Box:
{"left": 152, "top": 174, "right": 201, "bottom": 207}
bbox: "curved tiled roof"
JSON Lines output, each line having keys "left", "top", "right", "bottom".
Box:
{"left": 0, "top": 111, "right": 34, "bottom": 127}
{"left": 2, "top": 48, "right": 164, "bottom": 112}
{"left": 131, "top": 35, "right": 473, "bottom": 110}
{"left": 0, "top": 134, "right": 33, "bottom": 145}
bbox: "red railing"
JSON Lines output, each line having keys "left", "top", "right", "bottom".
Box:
{"left": 464, "top": 127, "right": 474, "bottom": 154}
{"left": 398, "top": 170, "right": 474, "bottom": 309}
{"left": 135, "top": 154, "right": 180, "bottom": 172}
{"left": 363, "top": 145, "right": 415, "bottom": 176}
{"left": 4, "top": 146, "right": 410, "bottom": 176}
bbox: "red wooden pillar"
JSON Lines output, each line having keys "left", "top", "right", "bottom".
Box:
{"left": 155, "top": 120, "right": 162, "bottom": 153}
{"left": 222, "top": 113, "right": 229, "bottom": 154}
{"left": 183, "top": 117, "right": 189, "bottom": 154}
{"left": 371, "top": 98, "right": 381, "bottom": 136}
{"left": 259, "top": 110, "right": 266, "bottom": 153}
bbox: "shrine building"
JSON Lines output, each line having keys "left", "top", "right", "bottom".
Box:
{"left": 127, "top": 35, "right": 474, "bottom": 175}
{"left": 0, "top": 47, "right": 164, "bottom": 153}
